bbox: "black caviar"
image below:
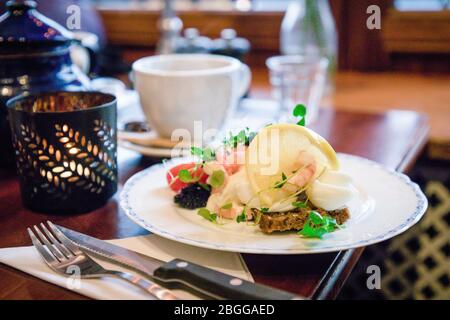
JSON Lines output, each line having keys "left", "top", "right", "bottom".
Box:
{"left": 174, "top": 183, "right": 211, "bottom": 209}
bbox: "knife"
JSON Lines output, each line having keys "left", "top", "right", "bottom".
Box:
{"left": 56, "top": 224, "right": 303, "bottom": 300}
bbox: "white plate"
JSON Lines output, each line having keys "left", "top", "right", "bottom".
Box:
{"left": 120, "top": 154, "right": 427, "bottom": 254}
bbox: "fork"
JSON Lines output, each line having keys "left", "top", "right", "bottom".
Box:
{"left": 28, "top": 221, "right": 179, "bottom": 300}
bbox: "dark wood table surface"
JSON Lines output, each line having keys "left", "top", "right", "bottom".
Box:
{"left": 0, "top": 107, "right": 428, "bottom": 300}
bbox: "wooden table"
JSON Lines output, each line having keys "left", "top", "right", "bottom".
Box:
{"left": 0, "top": 106, "right": 428, "bottom": 300}
{"left": 251, "top": 70, "right": 450, "bottom": 142}
{"left": 251, "top": 69, "right": 450, "bottom": 160}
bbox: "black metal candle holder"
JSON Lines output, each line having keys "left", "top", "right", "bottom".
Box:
{"left": 7, "top": 92, "right": 117, "bottom": 214}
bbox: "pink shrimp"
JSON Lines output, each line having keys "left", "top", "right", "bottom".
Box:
{"left": 287, "top": 152, "right": 317, "bottom": 188}
{"left": 215, "top": 146, "right": 246, "bottom": 175}
{"left": 216, "top": 204, "right": 248, "bottom": 220}
{"left": 217, "top": 206, "right": 238, "bottom": 219}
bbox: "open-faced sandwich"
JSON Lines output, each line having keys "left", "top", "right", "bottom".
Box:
{"left": 166, "top": 106, "right": 357, "bottom": 239}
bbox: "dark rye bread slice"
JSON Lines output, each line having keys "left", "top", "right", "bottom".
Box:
{"left": 251, "top": 207, "right": 350, "bottom": 234}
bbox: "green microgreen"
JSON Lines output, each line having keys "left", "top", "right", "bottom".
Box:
{"left": 197, "top": 208, "right": 217, "bottom": 223}
{"left": 191, "top": 146, "right": 216, "bottom": 162}
{"left": 298, "top": 211, "right": 341, "bottom": 239}
{"left": 223, "top": 128, "right": 257, "bottom": 148}
{"left": 209, "top": 170, "right": 225, "bottom": 189}
{"left": 292, "top": 201, "right": 307, "bottom": 209}
{"left": 178, "top": 169, "right": 200, "bottom": 183}
{"left": 274, "top": 172, "right": 288, "bottom": 189}
{"left": 236, "top": 207, "right": 247, "bottom": 223}
{"left": 293, "top": 104, "right": 307, "bottom": 126}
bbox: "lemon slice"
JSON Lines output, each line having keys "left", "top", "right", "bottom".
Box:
{"left": 245, "top": 124, "right": 339, "bottom": 206}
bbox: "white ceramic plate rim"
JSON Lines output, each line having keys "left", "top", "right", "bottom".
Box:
{"left": 120, "top": 153, "right": 428, "bottom": 254}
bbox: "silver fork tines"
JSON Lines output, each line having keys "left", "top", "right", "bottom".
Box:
{"left": 28, "top": 221, "right": 179, "bottom": 300}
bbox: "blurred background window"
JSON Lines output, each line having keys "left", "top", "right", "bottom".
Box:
{"left": 395, "top": 0, "right": 450, "bottom": 11}
{"left": 89, "top": 0, "right": 291, "bottom": 12}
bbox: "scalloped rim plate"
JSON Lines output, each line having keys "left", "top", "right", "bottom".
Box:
{"left": 120, "top": 154, "right": 427, "bottom": 254}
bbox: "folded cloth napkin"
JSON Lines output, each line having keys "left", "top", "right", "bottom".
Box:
{"left": 0, "top": 234, "right": 253, "bottom": 300}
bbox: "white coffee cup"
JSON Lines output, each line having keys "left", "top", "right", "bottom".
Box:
{"left": 132, "top": 54, "right": 251, "bottom": 140}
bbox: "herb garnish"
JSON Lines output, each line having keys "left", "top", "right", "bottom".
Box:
{"left": 298, "top": 211, "right": 340, "bottom": 239}
{"left": 236, "top": 207, "right": 247, "bottom": 223}
{"left": 293, "top": 104, "right": 307, "bottom": 126}
{"left": 292, "top": 201, "right": 307, "bottom": 208}
{"left": 274, "top": 172, "right": 288, "bottom": 189}
{"left": 178, "top": 168, "right": 200, "bottom": 183}
{"left": 209, "top": 170, "right": 225, "bottom": 188}
{"left": 197, "top": 208, "right": 217, "bottom": 223}
{"left": 223, "top": 128, "right": 257, "bottom": 148}
{"left": 191, "top": 146, "right": 216, "bottom": 162}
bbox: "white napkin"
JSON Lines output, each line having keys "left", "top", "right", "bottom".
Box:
{"left": 0, "top": 234, "right": 253, "bottom": 300}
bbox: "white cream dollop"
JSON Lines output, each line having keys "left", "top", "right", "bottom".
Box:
{"left": 206, "top": 168, "right": 260, "bottom": 214}
{"left": 306, "top": 170, "right": 356, "bottom": 211}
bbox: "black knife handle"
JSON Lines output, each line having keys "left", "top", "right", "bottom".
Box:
{"left": 153, "top": 258, "right": 303, "bottom": 300}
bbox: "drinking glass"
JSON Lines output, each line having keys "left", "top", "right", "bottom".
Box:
{"left": 266, "top": 55, "right": 328, "bottom": 124}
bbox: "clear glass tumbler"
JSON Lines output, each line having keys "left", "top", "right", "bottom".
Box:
{"left": 266, "top": 55, "right": 328, "bottom": 125}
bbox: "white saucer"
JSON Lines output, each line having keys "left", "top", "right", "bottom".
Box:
{"left": 118, "top": 140, "right": 190, "bottom": 158}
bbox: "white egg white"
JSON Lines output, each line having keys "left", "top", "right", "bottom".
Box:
{"left": 306, "top": 170, "right": 356, "bottom": 211}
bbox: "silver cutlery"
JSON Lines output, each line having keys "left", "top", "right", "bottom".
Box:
{"left": 28, "top": 221, "right": 179, "bottom": 300}
{"left": 56, "top": 223, "right": 305, "bottom": 300}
